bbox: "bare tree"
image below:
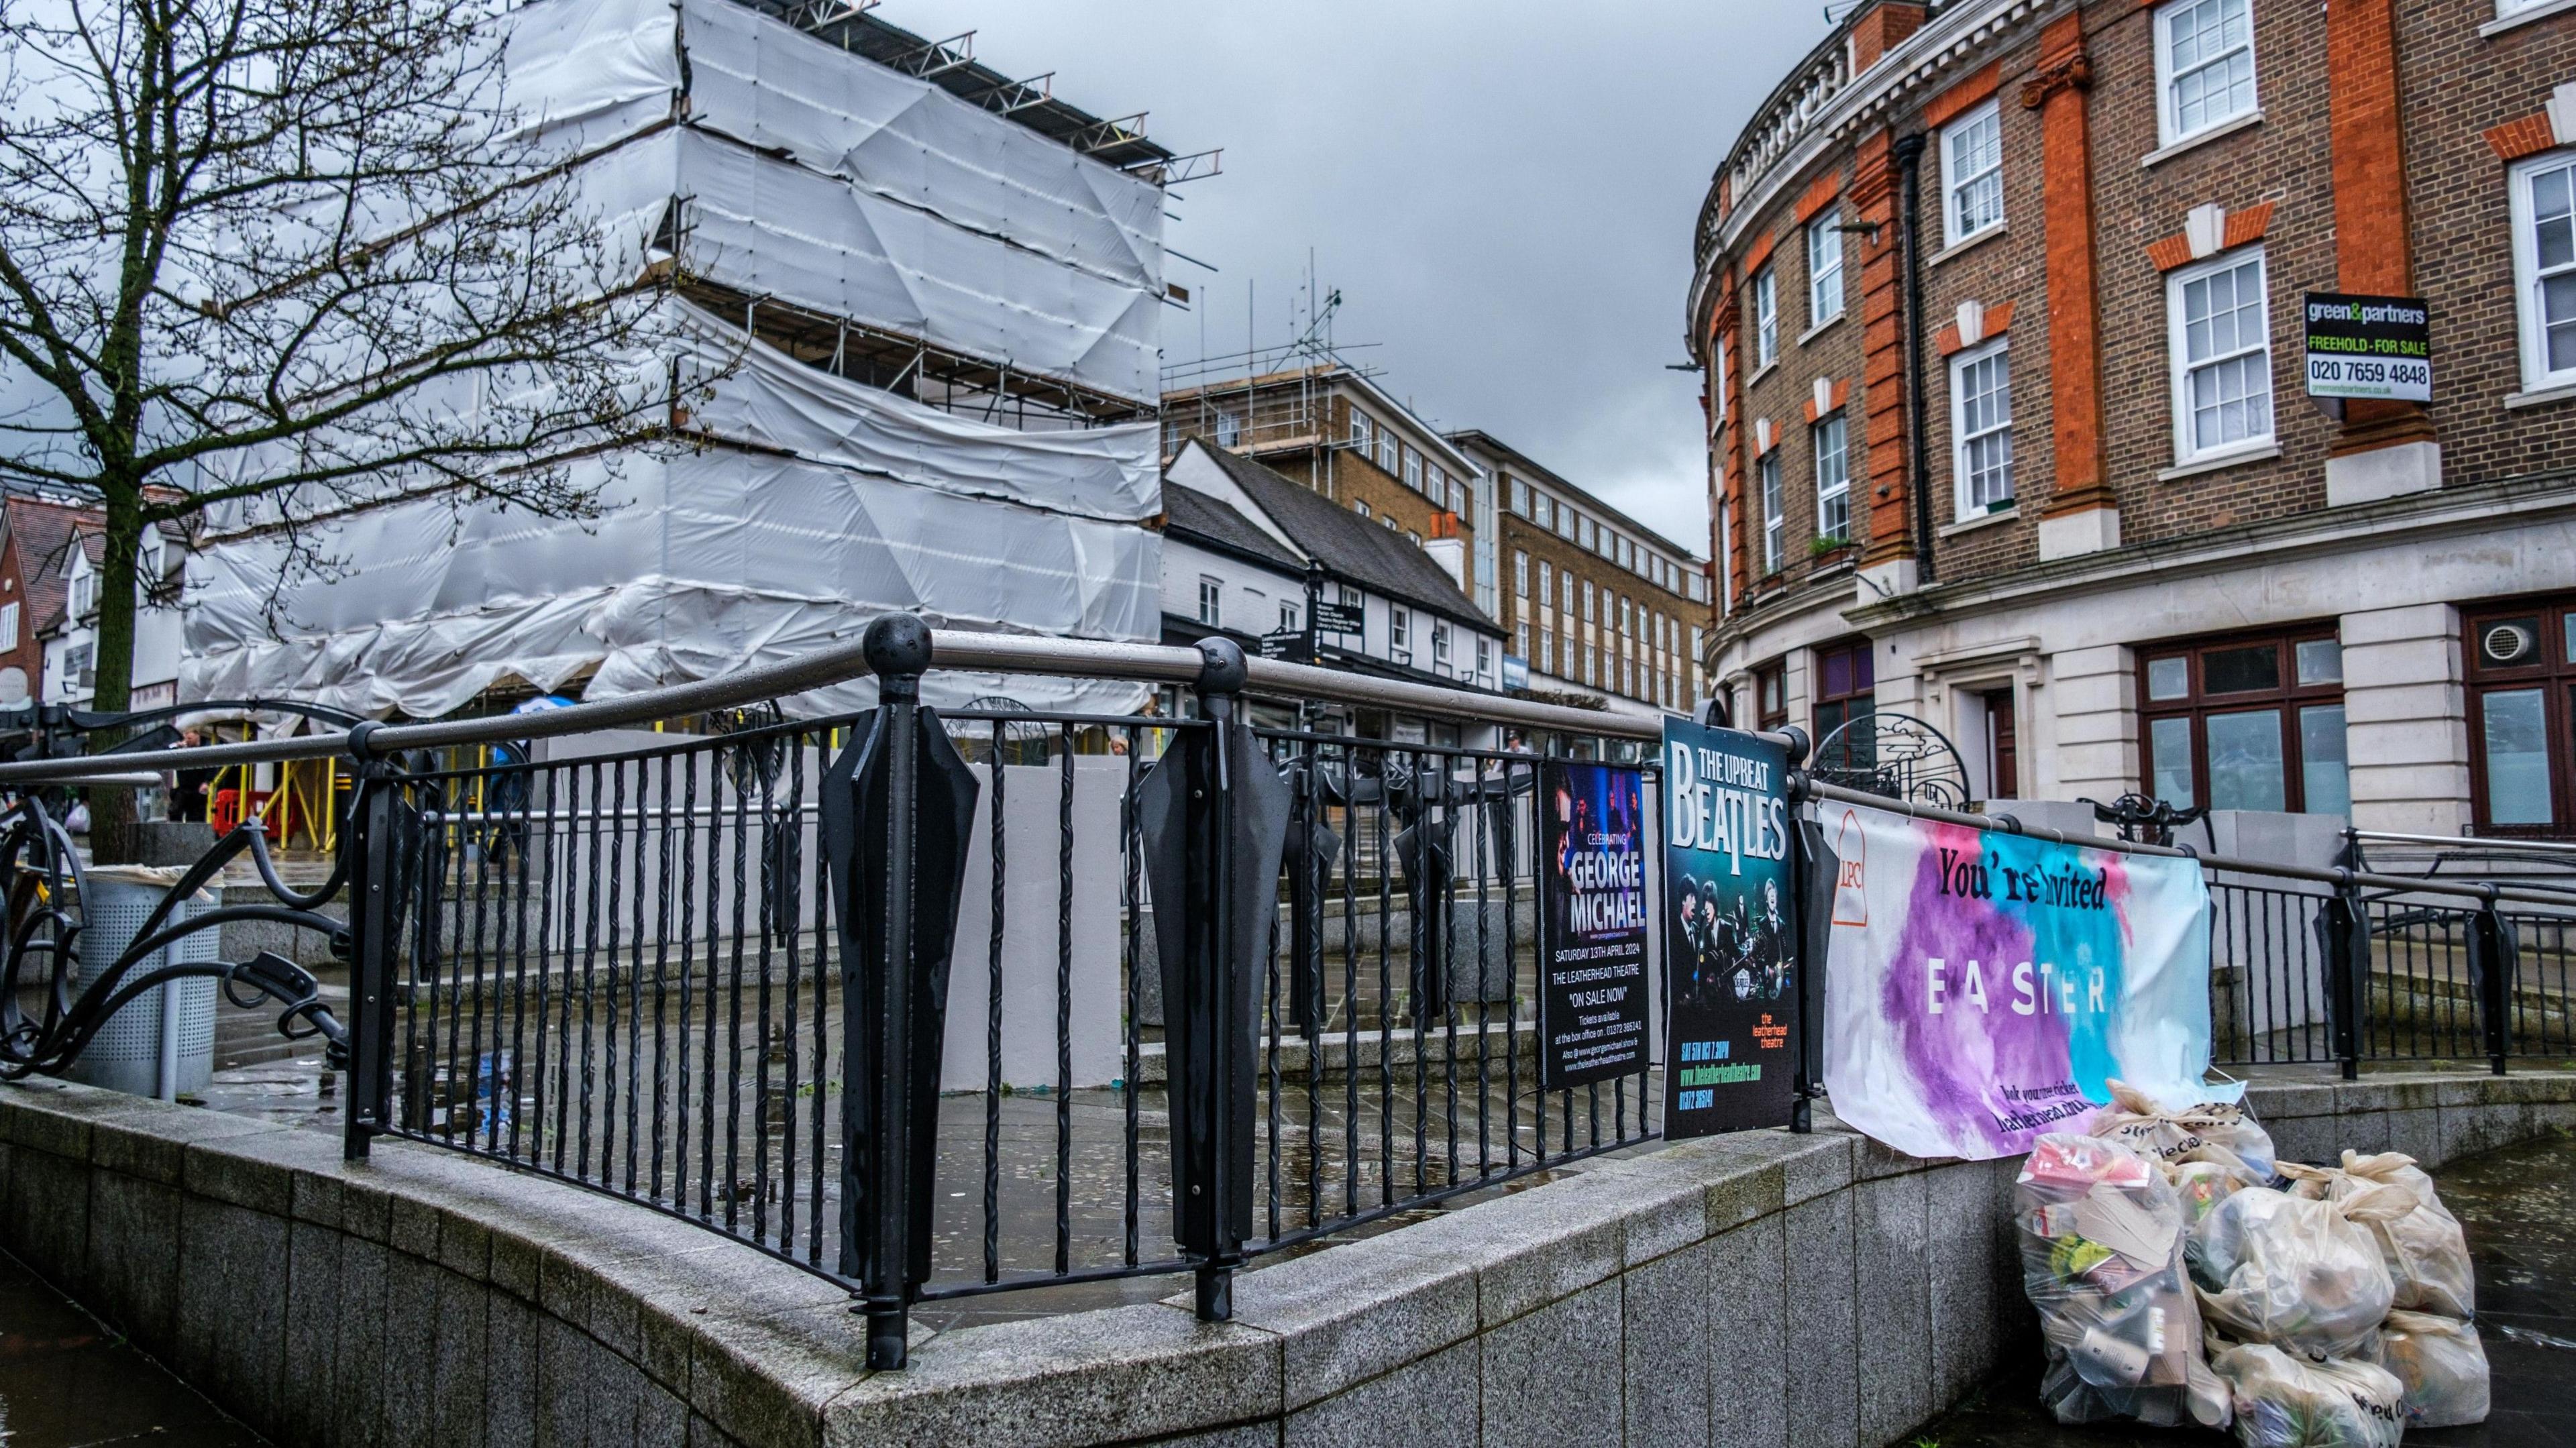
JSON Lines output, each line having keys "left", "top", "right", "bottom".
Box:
{"left": 0, "top": 0, "right": 674, "bottom": 852}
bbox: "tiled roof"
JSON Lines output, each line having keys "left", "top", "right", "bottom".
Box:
{"left": 1182, "top": 443, "right": 1485, "bottom": 626}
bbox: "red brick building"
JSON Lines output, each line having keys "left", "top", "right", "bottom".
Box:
{"left": 1690, "top": 0, "right": 2576, "bottom": 835}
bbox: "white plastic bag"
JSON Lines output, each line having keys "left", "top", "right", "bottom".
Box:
{"left": 2190, "top": 1185, "right": 2404, "bottom": 1360}
{"left": 2090, "top": 1078, "right": 2278, "bottom": 1182}
{"left": 2283, "top": 1150, "right": 2475, "bottom": 1319}
{"left": 2375, "top": 1308, "right": 2490, "bottom": 1428}
{"left": 2210, "top": 1341, "right": 2407, "bottom": 1448}
{"left": 2016, "top": 1134, "right": 2230, "bottom": 1429}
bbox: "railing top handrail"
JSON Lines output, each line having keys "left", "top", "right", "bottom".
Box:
{"left": 1803, "top": 779, "right": 2574, "bottom": 909}
{"left": 2351, "top": 828, "right": 2576, "bottom": 857}
{"left": 0, "top": 629, "right": 1695, "bottom": 786}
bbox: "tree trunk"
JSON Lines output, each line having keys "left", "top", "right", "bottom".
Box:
{"left": 85, "top": 486, "right": 146, "bottom": 865}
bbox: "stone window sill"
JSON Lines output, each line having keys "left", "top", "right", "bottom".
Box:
{"left": 2157, "top": 441, "right": 2281, "bottom": 482}
{"left": 1797, "top": 311, "right": 1848, "bottom": 348}
{"left": 2483, "top": 0, "right": 2576, "bottom": 37}
{"left": 1747, "top": 359, "right": 1780, "bottom": 391}
{"left": 1929, "top": 224, "right": 2008, "bottom": 268}
{"left": 2504, "top": 379, "right": 2576, "bottom": 410}
{"left": 2141, "top": 109, "right": 2265, "bottom": 170}
{"left": 1939, "top": 504, "right": 2019, "bottom": 538}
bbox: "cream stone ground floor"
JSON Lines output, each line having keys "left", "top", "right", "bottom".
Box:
{"left": 1712, "top": 474, "right": 2576, "bottom": 836}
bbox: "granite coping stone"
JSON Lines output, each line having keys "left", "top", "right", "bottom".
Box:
{"left": 1207, "top": 1235, "right": 1481, "bottom": 1411}
{"left": 822, "top": 1303, "right": 1282, "bottom": 1448}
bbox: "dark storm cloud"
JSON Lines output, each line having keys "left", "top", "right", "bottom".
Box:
{"left": 879, "top": 0, "right": 1829, "bottom": 553}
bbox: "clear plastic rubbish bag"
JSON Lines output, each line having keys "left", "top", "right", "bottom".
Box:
{"left": 2210, "top": 1341, "right": 2407, "bottom": 1448}
{"left": 2090, "top": 1078, "right": 2278, "bottom": 1182}
{"left": 2283, "top": 1150, "right": 2475, "bottom": 1319}
{"left": 2190, "top": 1185, "right": 2405, "bottom": 1361}
{"left": 2174, "top": 1158, "right": 2263, "bottom": 1231}
{"left": 2017, "top": 1134, "right": 2231, "bottom": 1429}
{"left": 2375, "top": 1308, "right": 2490, "bottom": 1428}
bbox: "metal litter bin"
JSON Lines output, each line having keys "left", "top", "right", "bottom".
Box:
{"left": 68, "top": 866, "right": 220, "bottom": 1100}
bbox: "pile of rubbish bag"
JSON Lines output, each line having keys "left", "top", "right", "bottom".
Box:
{"left": 2013, "top": 1082, "right": 2489, "bottom": 1447}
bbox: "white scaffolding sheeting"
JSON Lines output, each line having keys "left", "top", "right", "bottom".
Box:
{"left": 180, "top": 0, "right": 1167, "bottom": 719}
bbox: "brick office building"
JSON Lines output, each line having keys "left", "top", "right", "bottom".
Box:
{"left": 1448, "top": 431, "right": 1713, "bottom": 722}
{"left": 1690, "top": 0, "right": 2576, "bottom": 835}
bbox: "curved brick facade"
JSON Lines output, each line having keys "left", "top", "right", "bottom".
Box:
{"left": 1691, "top": 0, "right": 2576, "bottom": 834}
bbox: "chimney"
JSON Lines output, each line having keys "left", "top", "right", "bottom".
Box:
{"left": 1849, "top": 1, "right": 1929, "bottom": 72}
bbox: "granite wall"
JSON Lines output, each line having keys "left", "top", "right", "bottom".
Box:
{"left": 1, "top": 1070, "right": 2569, "bottom": 1448}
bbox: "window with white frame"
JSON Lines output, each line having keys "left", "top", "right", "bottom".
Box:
{"left": 1753, "top": 266, "right": 1778, "bottom": 367}
{"left": 1280, "top": 601, "right": 1299, "bottom": 631}
{"left": 1949, "top": 339, "right": 2015, "bottom": 516}
{"left": 1514, "top": 550, "right": 1529, "bottom": 597}
{"left": 1541, "top": 628, "right": 1556, "bottom": 674}
{"left": 1538, "top": 559, "right": 1553, "bottom": 608}
{"left": 1390, "top": 606, "right": 1411, "bottom": 658}
{"left": 1807, "top": 213, "right": 1845, "bottom": 327}
{"left": 69, "top": 555, "right": 94, "bottom": 617}
{"left": 1477, "top": 637, "right": 1493, "bottom": 678}
{"left": 2510, "top": 151, "right": 2576, "bottom": 392}
{"left": 1942, "top": 100, "right": 2004, "bottom": 247}
{"left": 1433, "top": 620, "right": 1451, "bottom": 668}
{"left": 1814, "top": 412, "right": 1851, "bottom": 543}
{"left": 2167, "top": 247, "right": 2273, "bottom": 465}
{"left": 1197, "top": 576, "right": 1223, "bottom": 628}
{"left": 1354, "top": 499, "right": 1372, "bottom": 520}
{"left": 1758, "top": 451, "right": 1785, "bottom": 573}
{"left": 1402, "top": 450, "right": 1423, "bottom": 492}
{"left": 1713, "top": 340, "right": 1730, "bottom": 425}
{"left": 1375, "top": 430, "right": 1397, "bottom": 473}
{"left": 1348, "top": 408, "right": 1372, "bottom": 448}
{"left": 1512, "top": 478, "right": 1532, "bottom": 516}
{"left": 1516, "top": 622, "right": 1530, "bottom": 660}
{"left": 0, "top": 602, "right": 17, "bottom": 652}
{"left": 2154, "top": 0, "right": 2257, "bottom": 149}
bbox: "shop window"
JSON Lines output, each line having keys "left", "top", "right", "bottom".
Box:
{"left": 2467, "top": 596, "right": 2576, "bottom": 835}
{"left": 1756, "top": 662, "right": 1787, "bottom": 731}
{"left": 2139, "top": 629, "right": 2348, "bottom": 815}
{"left": 1815, "top": 638, "right": 1876, "bottom": 747}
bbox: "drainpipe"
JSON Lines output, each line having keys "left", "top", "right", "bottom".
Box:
{"left": 1893, "top": 131, "right": 1935, "bottom": 585}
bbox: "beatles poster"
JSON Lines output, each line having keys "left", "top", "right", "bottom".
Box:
{"left": 1659, "top": 716, "right": 1799, "bottom": 1137}
{"left": 1536, "top": 759, "right": 1652, "bottom": 1090}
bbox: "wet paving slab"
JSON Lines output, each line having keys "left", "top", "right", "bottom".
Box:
{"left": 1919, "top": 1129, "right": 2576, "bottom": 1448}
{"left": 0, "top": 1250, "right": 265, "bottom": 1447}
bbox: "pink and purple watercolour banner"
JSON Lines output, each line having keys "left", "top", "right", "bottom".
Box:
{"left": 1820, "top": 803, "right": 2228, "bottom": 1162}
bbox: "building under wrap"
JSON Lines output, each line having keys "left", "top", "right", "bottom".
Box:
{"left": 182, "top": 0, "right": 1175, "bottom": 718}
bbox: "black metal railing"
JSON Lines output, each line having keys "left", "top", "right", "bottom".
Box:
{"left": 9, "top": 618, "right": 2576, "bottom": 1370}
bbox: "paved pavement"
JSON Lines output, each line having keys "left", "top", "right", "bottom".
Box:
{"left": 0, "top": 1250, "right": 264, "bottom": 1447}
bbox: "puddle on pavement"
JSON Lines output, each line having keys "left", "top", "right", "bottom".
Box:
{"left": 0, "top": 1249, "right": 266, "bottom": 1447}
{"left": 1919, "top": 1128, "right": 2576, "bottom": 1448}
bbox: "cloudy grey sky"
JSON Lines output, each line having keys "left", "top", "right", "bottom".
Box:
{"left": 882, "top": 0, "right": 1833, "bottom": 557}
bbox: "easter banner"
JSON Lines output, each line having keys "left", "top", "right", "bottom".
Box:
{"left": 1819, "top": 802, "right": 2227, "bottom": 1162}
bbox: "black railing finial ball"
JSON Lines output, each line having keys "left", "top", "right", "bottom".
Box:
{"left": 863, "top": 612, "right": 935, "bottom": 680}
{"left": 1194, "top": 636, "right": 1247, "bottom": 697}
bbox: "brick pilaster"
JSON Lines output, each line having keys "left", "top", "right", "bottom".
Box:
{"left": 1715, "top": 286, "right": 1750, "bottom": 606}
{"left": 1852, "top": 126, "right": 1914, "bottom": 569}
{"left": 2326, "top": 0, "right": 2435, "bottom": 456}
{"left": 2021, "top": 12, "right": 2113, "bottom": 521}
{"left": 1849, "top": 2, "right": 1927, "bottom": 72}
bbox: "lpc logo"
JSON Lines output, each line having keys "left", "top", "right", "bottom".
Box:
{"left": 1830, "top": 809, "right": 1867, "bottom": 927}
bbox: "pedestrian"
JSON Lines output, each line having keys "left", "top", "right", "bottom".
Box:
{"left": 168, "top": 726, "right": 214, "bottom": 823}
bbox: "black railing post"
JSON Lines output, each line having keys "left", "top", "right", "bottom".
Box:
{"left": 342, "top": 730, "right": 400, "bottom": 1162}
{"left": 2322, "top": 878, "right": 2371, "bottom": 1081}
{"left": 1779, "top": 726, "right": 1823, "bottom": 1135}
{"left": 1136, "top": 638, "right": 1288, "bottom": 1323}
{"left": 2470, "top": 899, "right": 2517, "bottom": 1076}
{"left": 822, "top": 614, "right": 979, "bottom": 1371}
